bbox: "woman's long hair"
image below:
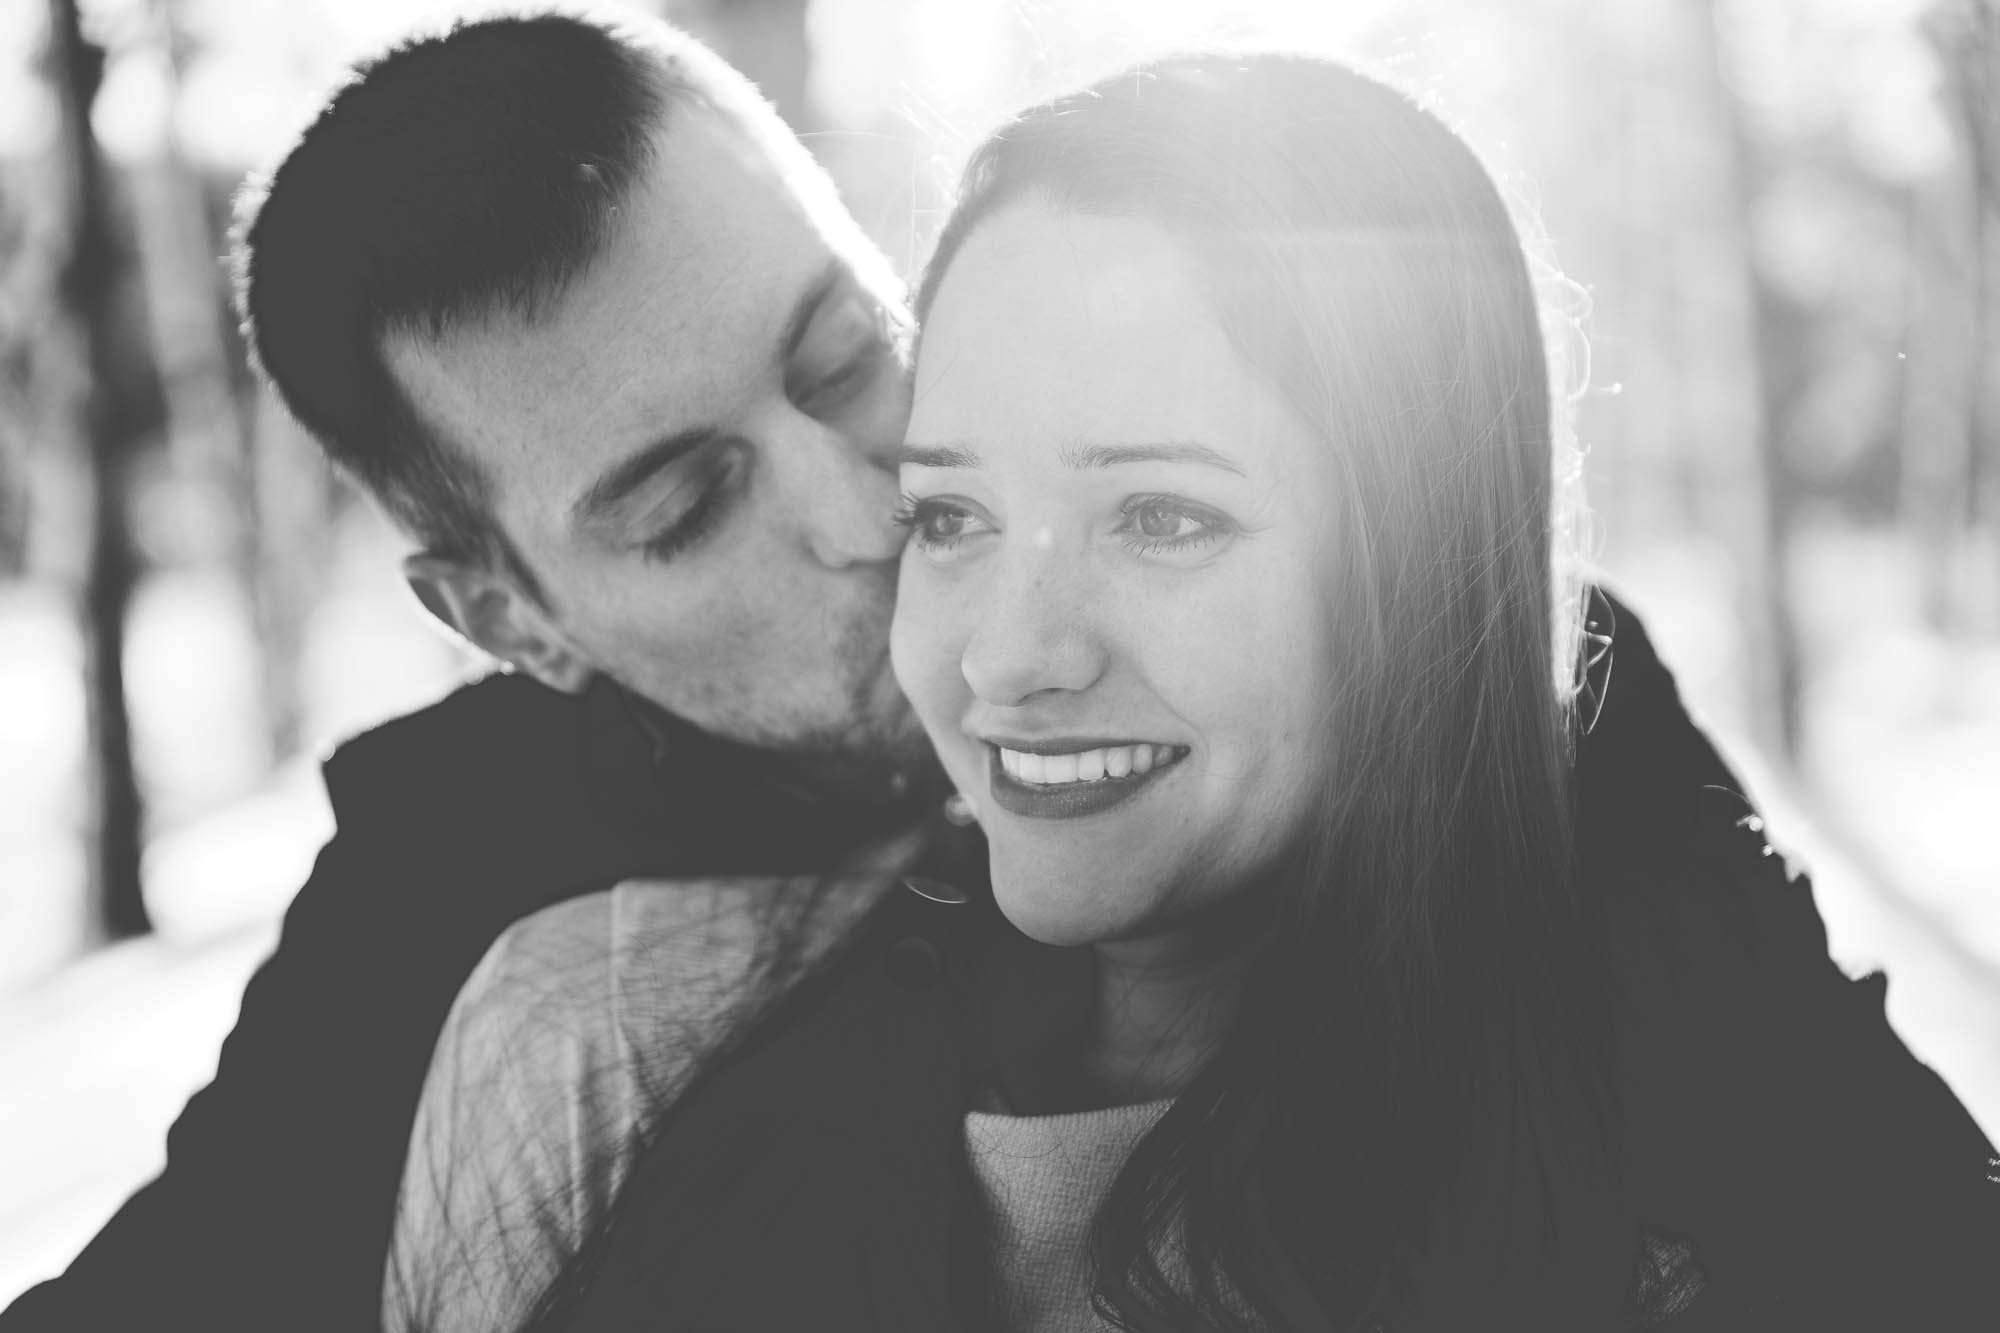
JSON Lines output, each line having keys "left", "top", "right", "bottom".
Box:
{"left": 916, "top": 54, "right": 1619, "bottom": 1331}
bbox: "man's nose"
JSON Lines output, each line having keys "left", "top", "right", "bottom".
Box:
{"left": 959, "top": 541, "right": 1107, "bottom": 707}
{"left": 787, "top": 419, "right": 906, "bottom": 569}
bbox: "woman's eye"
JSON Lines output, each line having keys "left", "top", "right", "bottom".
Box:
{"left": 1118, "top": 495, "right": 1235, "bottom": 555}
{"left": 1133, "top": 503, "right": 1192, "bottom": 539}
{"left": 893, "top": 494, "right": 985, "bottom": 552}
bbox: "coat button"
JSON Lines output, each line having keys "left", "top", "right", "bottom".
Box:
{"left": 883, "top": 936, "right": 944, "bottom": 990}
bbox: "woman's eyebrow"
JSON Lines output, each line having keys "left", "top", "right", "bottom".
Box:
{"left": 895, "top": 441, "right": 1249, "bottom": 475}
{"left": 1060, "top": 442, "right": 1247, "bottom": 476}
{"left": 895, "top": 444, "right": 981, "bottom": 469}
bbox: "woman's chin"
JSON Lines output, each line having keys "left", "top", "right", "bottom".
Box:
{"left": 989, "top": 874, "right": 1130, "bottom": 950}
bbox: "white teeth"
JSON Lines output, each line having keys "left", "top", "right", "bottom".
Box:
{"left": 996, "top": 744, "right": 1181, "bottom": 786}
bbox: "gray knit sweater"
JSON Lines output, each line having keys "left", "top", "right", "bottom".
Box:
{"left": 383, "top": 878, "right": 1706, "bottom": 1331}
{"left": 384, "top": 876, "right": 1178, "bottom": 1333}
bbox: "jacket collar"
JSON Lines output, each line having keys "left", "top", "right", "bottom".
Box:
{"left": 582, "top": 675, "right": 947, "bottom": 825}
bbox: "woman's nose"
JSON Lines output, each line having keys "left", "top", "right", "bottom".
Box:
{"left": 958, "top": 542, "right": 1107, "bottom": 706}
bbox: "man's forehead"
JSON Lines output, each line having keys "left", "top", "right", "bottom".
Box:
{"left": 381, "top": 101, "right": 834, "bottom": 494}
{"left": 623, "top": 103, "right": 813, "bottom": 305}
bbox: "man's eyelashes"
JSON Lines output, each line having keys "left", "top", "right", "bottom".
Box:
{"left": 797, "top": 343, "right": 884, "bottom": 412}
{"left": 634, "top": 333, "right": 896, "bottom": 569}
{"left": 638, "top": 449, "right": 746, "bottom": 564}
{"left": 790, "top": 307, "right": 902, "bottom": 417}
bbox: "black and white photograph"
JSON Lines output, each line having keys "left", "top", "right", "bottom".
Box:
{"left": 1, "top": 0, "right": 1996, "bottom": 1328}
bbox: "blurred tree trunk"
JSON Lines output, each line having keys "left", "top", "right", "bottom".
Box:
{"left": 0, "top": 192, "right": 31, "bottom": 575}
{"left": 1912, "top": 0, "right": 2000, "bottom": 632}
{"left": 1897, "top": 184, "right": 1977, "bottom": 630}
{"left": 140, "top": 0, "right": 306, "bottom": 761}
{"left": 47, "top": 0, "right": 152, "bottom": 940}
{"left": 1946, "top": 2, "right": 2000, "bottom": 621}
{"left": 1693, "top": 0, "right": 1807, "bottom": 766}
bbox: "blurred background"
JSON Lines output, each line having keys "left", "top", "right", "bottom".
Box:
{"left": 1, "top": 0, "right": 1996, "bottom": 1301}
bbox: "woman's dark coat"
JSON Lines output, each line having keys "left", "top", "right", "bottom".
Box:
{"left": 545, "top": 595, "right": 2000, "bottom": 1333}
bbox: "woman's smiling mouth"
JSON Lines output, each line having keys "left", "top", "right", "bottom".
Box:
{"left": 983, "top": 740, "right": 1189, "bottom": 818}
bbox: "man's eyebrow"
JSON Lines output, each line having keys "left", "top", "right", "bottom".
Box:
{"left": 779, "top": 260, "right": 846, "bottom": 364}
{"left": 571, "top": 427, "right": 717, "bottom": 528}
{"left": 1060, "top": 442, "right": 1248, "bottom": 476}
{"left": 895, "top": 444, "right": 981, "bottom": 469}
{"left": 569, "top": 263, "right": 852, "bottom": 530}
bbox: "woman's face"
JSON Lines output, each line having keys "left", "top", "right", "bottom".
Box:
{"left": 892, "top": 203, "right": 1343, "bottom": 950}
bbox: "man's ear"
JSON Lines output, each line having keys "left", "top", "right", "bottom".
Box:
{"left": 403, "top": 553, "right": 594, "bottom": 694}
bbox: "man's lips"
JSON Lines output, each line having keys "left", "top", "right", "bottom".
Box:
{"left": 979, "top": 739, "right": 1188, "bottom": 820}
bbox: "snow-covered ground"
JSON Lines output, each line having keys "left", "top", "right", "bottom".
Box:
{"left": 0, "top": 519, "right": 1994, "bottom": 1304}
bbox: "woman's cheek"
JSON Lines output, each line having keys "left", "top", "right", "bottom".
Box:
{"left": 888, "top": 564, "right": 936, "bottom": 709}
{"left": 890, "top": 563, "right": 966, "bottom": 722}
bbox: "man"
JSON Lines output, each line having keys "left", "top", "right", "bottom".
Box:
{"left": 4, "top": 15, "right": 937, "bottom": 1332}
{"left": 7, "top": 11, "right": 1969, "bottom": 1333}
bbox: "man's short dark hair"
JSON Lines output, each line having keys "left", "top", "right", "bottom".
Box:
{"left": 232, "top": 12, "right": 716, "bottom": 598}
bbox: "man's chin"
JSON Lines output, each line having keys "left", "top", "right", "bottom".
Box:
{"left": 872, "top": 695, "right": 941, "bottom": 766}
{"left": 837, "top": 663, "right": 931, "bottom": 761}
{"left": 796, "top": 691, "right": 935, "bottom": 769}
{"left": 712, "top": 692, "right": 928, "bottom": 765}
{"left": 752, "top": 707, "right": 947, "bottom": 807}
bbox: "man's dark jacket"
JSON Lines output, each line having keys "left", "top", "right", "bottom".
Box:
{"left": 1, "top": 675, "right": 928, "bottom": 1332}
{"left": 4, "top": 593, "right": 1991, "bottom": 1331}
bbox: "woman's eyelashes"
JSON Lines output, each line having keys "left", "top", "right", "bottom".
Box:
{"left": 892, "top": 494, "right": 986, "bottom": 551}
{"left": 1116, "top": 494, "right": 1238, "bottom": 555}
{"left": 893, "top": 491, "right": 1239, "bottom": 559}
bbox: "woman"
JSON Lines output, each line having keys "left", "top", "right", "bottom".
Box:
{"left": 887, "top": 49, "right": 1616, "bottom": 1329}
{"left": 386, "top": 53, "right": 1997, "bottom": 1333}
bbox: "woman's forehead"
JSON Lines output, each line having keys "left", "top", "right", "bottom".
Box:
{"left": 916, "top": 212, "right": 1221, "bottom": 420}
{"left": 909, "top": 206, "right": 1330, "bottom": 488}
{"left": 921, "top": 205, "right": 1205, "bottom": 348}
